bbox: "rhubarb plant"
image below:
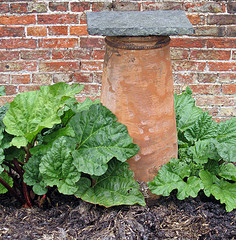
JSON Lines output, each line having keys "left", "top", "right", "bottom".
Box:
{"left": 0, "top": 83, "right": 145, "bottom": 208}
{"left": 148, "top": 87, "right": 236, "bottom": 212}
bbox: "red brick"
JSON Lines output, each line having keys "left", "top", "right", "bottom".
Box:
{"left": 32, "top": 73, "right": 52, "bottom": 84}
{"left": 207, "top": 38, "right": 236, "bottom": 48}
{"left": 80, "top": 84, "right": 101, "bottom": 96}
{"left": 0, "top": 3, "right": 9, "bottom": 13}
{"left": 92, "top": 49, "right": 105, "bottom": 60}
{"left": 11, "top": 74, "right": 30, "bottom": 84}
{"left": 170, "top": 38, "right": 206, "bottom": 48}
{"left": 37, "top": 14, "right": 79, "bottom": 24}
{"left": 71, "top": 2, "right": 90, "bottom": 12}
{"left": 0, "top": 74, "right": 10, "bottom": 84}
{"left": 187, "top": 14, "right": 205, "bottom": 25}
{"left": 233, "top": 50, "right": 236, "bottom": 60}
{"left": 39, "top": 62, "right": 80, "bottom": 72}
{"left": 39, "top": 38, "right": 78, "bottom": 48}
{"left": 81, "top": 61, "right": 103, "bottom": 72}
{"left": 80, "top": 12, "right": 87, "bottom": 24}
{"left": 19, "top": 85, "right": 40, "bottom": 93}
{"left": 0, "top": 51, "right": 19, "bottom": 61}
{"left": 172, "top": 61, "right": 206, "bottom": 71}
{"left": 52, "top": 49, "right": 91, "bottom": 60}
{"left": 0, "top": 15, "right": 36, "bottom": 25}
{"left": 142, "top": 2, "right": 183, "bottom": 11}
{"left": 194, "top": 26, "right": 225, "bottom": 37}
{"left": 222, "top": 85, "right": 236, "bottom": 95}
{"left": 80, "top": 37, "right": 105, "bottom": 48}
{"left": 112, "top": 2, "right": 139, "bottom": 11}
{"left": 48, "top": 26, "right": 68, "bottom": 36}
{"left": 175, "top": 73, "right": 218, "bottom": 84}
{"left": 197, "top": 73, "right": 218, "bottom": 83}
{"left": 190, "top": 50, "right": 231, "bottom": 60}
{"left": 208, "top": 15, "right": 236, "bottom": 25}
{"left": 184, "top": 2, "right": 225, "bottom": 13}
{"left": 0, "top": 61, "right": 37, "bottom": 72}
{"left": 0, "top": 96, "right": 14, "bottom": 105}
{"left": 208, "top": 62, "right": 236, "bottom": 71}
{"left": 10, "top": 3, "right": 27, "bottom": 13}
{"left": 218, "top": 73, "right": 236, "bottom": 83}
{"left": 92, "top": 2, "right": 112, "bottom": 12}
{"left": 4, "top": 85, "right": 17, "bottom": 95}
{"left": 0, "top": 26, "right": 25, "bottom": 37}
{"left": 49, "top": 2, "right": 68, "bottom": 12}
{"left": 20, "top": 50, "right": 51, "bottom": 60}
{"left": 201, "top": 107, "right": 219, "bottom": 117}
{"left": 27, "top": 26, "right": 47, "bottom": 37}
{"left": 93, "top": 72, "right": 102, "bottom": 84}
{"left": 188, "top": 84, "right": 221, "bottom": 95}
{"left": 170, "top": 48, "right": 189, "bottom": 60}
{"left": 70, "top": 25, "right": 88, "bottom": 36}
{"left": 53, "top": 73, "right": 73, "bottom": 83}
{"left": 196, "top": 95, "right": 235, "bottom": 106}
{"left": 74, "top": 72, "right": 93, "bottom": 83}
{"left": 0, "top": 39, "right": 37, "bottom": 49}
{"left": 76, "top": 95, "right": 99, "bottom": 103}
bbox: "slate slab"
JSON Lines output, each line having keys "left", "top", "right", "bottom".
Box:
{"left": 86, "top": 11, "right": 194, "bottom": 36}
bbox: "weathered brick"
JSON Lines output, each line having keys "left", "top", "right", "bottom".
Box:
{"left": 37, "top": 14, "right": 79, "bottom": 25}
{"left": 48, "top": 26, "right": 68, "bottom": 36}
{"left": 0, "top": 3, "right": 9, "bottom": 13}
{"left": 27, "top": 26, "right": 47, "bottom": 37}
{"left": 0, "top": 26, "right": 25, "bottom": 37}
{"left": 49, "top": 2, "right": 68, "bottom": 12}
{"left": 194, "top": 26, "right": 225, "bottom": 37}
{"left": 197, "top": 73, "right": 218, "bottom": 83}
{"left": 175, "top": 73, "right": 218, "bottom": 84}
{"left": 0, "top": 96, "right": 14, "bottom": 106}
{"left": 170, "top": 48, "right": 189, "bottom": 60}
{"left": 53, "top": 73, "right": 73, "bottom": 83}
{"left": 188, "top": 84, "right": 221, "bottom": 95}
{"left": 233, "top": 50, "right": 236, "bottom": 60}
{"left": 4, "top": 85, "right": 17, "bottom": 95}
{"left": 220, "top": 107, "right": 236, "bottom": 117}
{"left": 218, "top": 73, "right": 236, "bottom": 83}
{"left": 92, "top": 49, "right": 105, "bottom": 60}
{"left": 208, "top": 62, "right": 236, "bottom": 71}
{"left": 228, "top": 1, "right": 236, "bottom": 14}
{"left": 80, "top": 37, "right": 105, "bottom": 48}
{"left": 208, "top": 15, "right": 236, "bottom": 25}
{"left": 196, "top": 95, "right": 235, "bottom": 106}
{"left": 0, "top": 51, "right": 19, "bottom": 61}
{"left": 0, "top": 15, "right": 36, "bottom": 25}
{"left": 11, "top": 74, "right": 30, "bottom": 84}
{"left": 0, "top": 39, "right": 37, "bottom": 49}
{"left": 27, "top": 2, "right": 47, "bottom": 13}
{"left": 187, "top": 14, "right": 205, "bottom": 25}
{"left": 39, "top": 38, "right": 78, "bottom": 48}
{"left": 0, "top": 74, "right": 10, "bottom": 84}
{"left": 93, "top": 72, "right": 102, "bottom": 84}
{"left": 0, "top": 61, "right": 37, "bottom": 72}
{"left": 70, "top": 25, "right": 88, "bottom": 36}
{"left": 92, "top": 2, "right": 112, "bottom": 12}
{"left": 226, "top": 26, "right": 236, "bottom": 37}
{"left": 10, "top": 3, "right": 27, "bottom": 13}
{"left": 39, "top": 62, "right": 79, "bottom": 72}
{"left": 32, "top": 73, "right": 52, "bottom": 84}
{"left": 112, "top": 2, "right": 139, "bottom": 11}
{"left": 207, "top": 39, "right": 236, "bottom": 48}
{"left": 80, "top": 84, "right": 101, "bottom": 96}
{"left": 184, "top": 2, "right": 225, "bottom": 13}
{"left": 20, "top": 50, "right": 51, "bottom": 60}
{"left": 190, "top": 50, "right": 231, "bottom": 60}
{"left": 201, "top": 107, "right": 219, "bottom": 117}
{"left": 81, "top": 61, "right": 103, "bottom": 72}
{"left": 170, "top": 38, "right": 206, "bottom": 48}
{"left": 222, "top": 84, "right": 236, "bottom": 95}
{"left": 71, "top": 2, "right": 90, "bottom": 12}
{"left": 142, "top": 2, "right": 183, "bottom": 11}
{"left": 52, "top": 49, "right": 91, "bottom": 60}
{"left": 172, "top": 61, "right": 206, "bottom": 71}
{"left": 74, "top": 72, "right": 93, "bottom": 83}
{"left": 19, "top": 85, "right": 40, "bottom": 93}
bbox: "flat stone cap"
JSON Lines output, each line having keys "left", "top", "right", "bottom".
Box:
{"left": 87, "top": 11, "right": 194, "bottom": 36}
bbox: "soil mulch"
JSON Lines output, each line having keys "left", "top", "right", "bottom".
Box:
{"left": 0, "top": 189, "right": 235, "bottom": 240}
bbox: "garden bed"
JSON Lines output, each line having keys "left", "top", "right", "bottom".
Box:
{"left": 0, "top": 189, "right": 235, "bottom": 240}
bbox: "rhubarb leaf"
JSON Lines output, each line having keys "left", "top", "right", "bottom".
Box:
{"left": 0, "top": 172, "right": 13, "bottom": 194}
{"left": 218, "top": 163, "right": 236, "bottom": 181}
{"left": 75, "top": 159, "right": 145, "bottom": 207}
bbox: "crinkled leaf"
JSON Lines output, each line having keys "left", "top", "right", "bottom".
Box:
{"left": 218, "top": 163, "right": 236, "bottom": 181}
{"left": 76, "top": 97, "right": 100, "bottom": 112}
{"left": 200, "top": 170, "right": 236, "bottom": 212}
{"left": 23, "top": 155, "right": 47, "bottom": 195}
{"left": 39, "top": 137, "right": 80, "bottom": 195}
{"left": 75, "top": 159, "right": 145, "bottom": 207}
{"left": 70, "top": 104, "right": 139, "bottom": 176}
{"left": 148, "top": 158, "right": 203, "bottom": 199}
{"left": 3, "top": 83, "right": 83, "bottom": 146}
{"left": 0, "top": 172, "right": 13, "bottom": 194}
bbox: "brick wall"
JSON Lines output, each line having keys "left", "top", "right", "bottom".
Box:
{"left": 0, "top": 0, "right": 235, "bottom": 121}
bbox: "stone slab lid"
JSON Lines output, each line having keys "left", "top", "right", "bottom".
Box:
{"left": 86, "top": 11, "right": 194, "bottom": 36}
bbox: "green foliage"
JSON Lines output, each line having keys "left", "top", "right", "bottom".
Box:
{"left": 0, "top": 83, "right": 144, "bottom": 208}
{"left": 148, "top": 87, "right": 236, "bottom": 212}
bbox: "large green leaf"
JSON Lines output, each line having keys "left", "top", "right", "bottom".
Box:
{"left": 148, "top": 158, "right": 203, "bottom": 200}
{"left": 200, "top": 170, "right": 236, "bottom": 212}
{"left": 218, "top": 163, "right": 236, "bottom": 181}
{"left": 75, "top": 159, "right": 145, "bottom": 207}
{"left": 39, "top": 137, "right": 80, "bottom": 195}
{"left": 70, "top": 104, "right": 139, "bottom": 176}
{"left": 0, "top": 171, "right": 13, "bottom": 194}
{"left": 3, "top": 83, "right": 84, "bottom": 146}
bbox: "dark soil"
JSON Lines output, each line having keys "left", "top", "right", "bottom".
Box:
{"left": 0, "top": 189, "right": 235, "bottom": 240}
